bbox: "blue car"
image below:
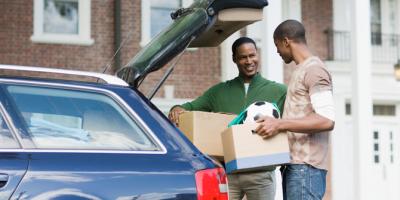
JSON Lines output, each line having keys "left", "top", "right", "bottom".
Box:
{"left": 0, "top": 0, "right": 268, "bottom": 199}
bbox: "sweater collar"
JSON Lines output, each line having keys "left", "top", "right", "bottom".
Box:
{"left": 237, "top": 73, "right": 262, "bottom": 85}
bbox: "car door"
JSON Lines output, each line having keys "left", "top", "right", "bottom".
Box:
{"left": 0, "top": 99, "right": 29, "bottom": 199}
{"left": 2, "top": 82, "right": 204, "bottom": 200}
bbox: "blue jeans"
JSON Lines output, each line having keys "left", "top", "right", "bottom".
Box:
{"left": 282, "top": 164, "right": 327, "bottom": 200}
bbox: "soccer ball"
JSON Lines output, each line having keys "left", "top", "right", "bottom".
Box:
{"left": 243, "top": 101, "right": 280, "bottom": 124}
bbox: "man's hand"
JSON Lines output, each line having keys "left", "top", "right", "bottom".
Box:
{"left": 168, "top": 106, "right": 186, "bottom": 126}
{"left": 253, "top": 116, "right": 282, "bottom": 139}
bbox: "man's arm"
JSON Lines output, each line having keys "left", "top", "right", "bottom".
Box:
{"left": 255, "top": 90, "right": 335, "bottom": 138}
{"left": 168, "top": 106, "right": 186, "bottom": 126}
{"left": 254, "top": 113, "right": 334, "bottom": 138}
{"left": 255, "top": 64, "right": 335, "bottom": 138}
{"left": 168, "top": 85, "right": 216, "bottom": 125}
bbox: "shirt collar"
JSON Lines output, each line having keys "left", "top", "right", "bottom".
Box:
{"left": 237, "top": 73, "right": 261, "bottom": 85}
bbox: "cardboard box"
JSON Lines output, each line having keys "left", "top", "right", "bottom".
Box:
{"left": 221, "top": 123, "right": 290, "bottom": 173}
{"left": 178, "top": 111, "right": 236, "bottom": 157}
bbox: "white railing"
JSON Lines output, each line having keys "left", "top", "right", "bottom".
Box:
{"left": 326, "top": 30, "right": 400, "bottom": 64}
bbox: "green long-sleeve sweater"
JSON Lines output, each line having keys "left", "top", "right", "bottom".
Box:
{"left": 180, "top": 73, "right": 287, "bottom": 115}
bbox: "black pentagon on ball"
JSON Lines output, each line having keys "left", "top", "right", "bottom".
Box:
{"left": 273, "top": 109, "right": 279, "bottom": 118}
{"left": 253, "top": 113, "right": 262, "bottom": 121}
{"left": 254, "top": 101, "right": 266, "bottom": 106}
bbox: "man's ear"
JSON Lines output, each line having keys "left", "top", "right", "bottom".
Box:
{"left": 283, "top": 37, "right": 291, "bottom": 47}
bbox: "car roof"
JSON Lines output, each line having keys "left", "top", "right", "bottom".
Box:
{"left": 0, "top": 64, "right": 129, "bottom": 87}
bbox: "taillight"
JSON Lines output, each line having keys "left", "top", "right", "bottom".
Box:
{"left": 195, "top": 167, "right": 228, "bottom": 200}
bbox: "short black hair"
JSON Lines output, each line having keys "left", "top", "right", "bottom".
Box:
{"left": 232, "top": 37, "right": 257, "bottom": 57}
{"left": 273, "top": 19, "right": 307, "bottom": 43}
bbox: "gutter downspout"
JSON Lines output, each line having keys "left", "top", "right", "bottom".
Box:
{"left": 114, "top": 0, "right": 121, "bottom": 72}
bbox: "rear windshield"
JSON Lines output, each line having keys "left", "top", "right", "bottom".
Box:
{"left": 6, "top": 85, "right": 160, "bottom": 151}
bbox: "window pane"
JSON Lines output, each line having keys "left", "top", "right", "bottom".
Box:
{"left": 373, "top": 105, "right": 396, "bottom": 116}
{"left": 150, "top": 0, "right": 180, "bottom": 37}
{"left": 374, "top": 155, "right": 380, "bottom": 163}
{"left": 373, "top": 131, "right": 379, "bottom": 139}
{"left": 345, "top": 103, "right": 351, "bottom": 115}
{"left": 374, "top": 143, "right": 379, "bottom": 151}
{"left": 44, "top": 0, "right": 79, "bottom": 34}
{"left": 370, "top": 0, "right": 382, "bottom": 45}
{"left": 0, "top": 114, "right": 19, "bottom": 148}
{"left": 370, "top": 0, "right": 381, "bottom": 24}
{"left": 6, "top": 85, "right": 159, "bottom": 151}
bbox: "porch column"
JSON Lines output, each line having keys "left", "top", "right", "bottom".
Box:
{"left": 221, "top": 32, "right": 240, "bottom": 81}
{"left": 350, "top": 0, "right": 373, "bottom": 199}
{"left": 282, "top": 0, "right": 302, "bottom": 21}
{"left": 260, "top": 1, "right": 283, "bottom": 83}
{"left": 331, "top": 93, "right": 353, "bottom": 200}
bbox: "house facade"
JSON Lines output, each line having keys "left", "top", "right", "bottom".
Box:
{"left": 1, "top": 1, "right": 399, "bottom": 200}
{"left": 0, "top": 0, "right": 221, "bottom": 102}
{"left": 328, "top": 0, "right": 400, "bottom": 200}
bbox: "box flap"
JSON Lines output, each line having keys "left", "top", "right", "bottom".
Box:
{"left": 178, "top": 112, "right": 195, "bottom": 141}
{"left": 178, "top": 111, "right": 236, "bottom": 156}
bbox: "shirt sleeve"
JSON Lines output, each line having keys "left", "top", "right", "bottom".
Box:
{"left": 271, "top": 83, "right": 287, "bottom": 116}
{"left": 304, "top": 65, "right": 332, "bottom": 95}
{"left": 276, "top": 92, "right": 287, "bottom": 116}
{"left": 310, "top": 91, "right": 335, "bottom": 121}
{"left": 180, "top": 86, "right": 215, "bottom": 111}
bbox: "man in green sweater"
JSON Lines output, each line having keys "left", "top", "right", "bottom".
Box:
{"left": 168, "top": 37, "right": 287, "bottom": 200}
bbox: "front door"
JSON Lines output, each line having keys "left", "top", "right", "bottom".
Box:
{"left": 371, "top": 119, "right": 400, "bottom": 200}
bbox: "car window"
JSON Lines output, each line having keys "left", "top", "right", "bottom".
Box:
{"left": 5, "top": 85, "right": 159, "bottom": 151}
{"left": 0, "top": 112, "right": 19, "bottom": 148}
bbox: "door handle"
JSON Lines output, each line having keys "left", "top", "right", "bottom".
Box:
{"left": 0, "top": 174, "right": 9, "bottom": 188}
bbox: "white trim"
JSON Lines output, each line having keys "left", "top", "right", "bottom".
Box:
{"left": 31, "top": 0, "right": 94, "bottom": 46}
{"left": 31, "top": 34, "right": 94, "bottom": 45}
{"left": 140, "top": 0, "right": 151, "bottom": 47}
{"left": 0, "top": 64, "right": 128, "bottom": 86}
{"left": 0, "top": 149, "right": 166, "bottom": 155}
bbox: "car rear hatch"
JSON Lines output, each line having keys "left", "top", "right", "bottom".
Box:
{"left": 116, "top": 0, "right": 268, "bottom": 87}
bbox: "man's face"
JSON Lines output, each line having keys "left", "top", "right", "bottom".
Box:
{"left": 233, "top": 43, "right": 259, "bottom": 82}
{"left": 274, "top": 38, "right": 292, "bottom": 64}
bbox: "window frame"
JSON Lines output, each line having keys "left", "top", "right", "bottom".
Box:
{"left": 31, "top": 0, "right": 94, "bottom": 46}
{"left": 1, "top": 80, "right": 166, "bottom": 154}
{"left": 0, "top": 103, "right": 22, "bottom": 149}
